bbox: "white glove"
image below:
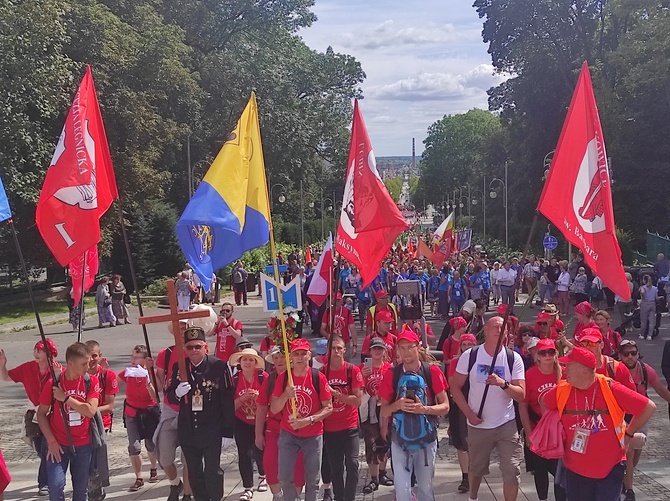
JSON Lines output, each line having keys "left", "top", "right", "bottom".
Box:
{"left": 175, "top": 382, "right": 192, "bottom": 399}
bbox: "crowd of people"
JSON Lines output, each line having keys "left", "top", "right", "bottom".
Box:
{"left": 2, "top": 246, "right": 670, "bottom": 501}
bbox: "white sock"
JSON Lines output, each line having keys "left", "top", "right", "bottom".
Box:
{"left": 169, "top": 476, "right": 181, "bottom": 486}
{"left": 469, "top": 498, "right": 478, "bottom": 501}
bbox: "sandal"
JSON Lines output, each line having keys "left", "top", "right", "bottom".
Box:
{"left": 362, "top": 480, "right": 379, "bottom": 494}
{"left": 257, "top": 476, "right": 268, "bottom": 492}
{"left": 129, "top": 478, "right": 144, "bottom": 492}
{"left": 239, "top": 488, "right": 254, "bottom": 501}
{"left": 149, "top": 468, "right": 159, "bottom": 483}
{"left": 379, "top": 472, "right": 394, "bottom": 486}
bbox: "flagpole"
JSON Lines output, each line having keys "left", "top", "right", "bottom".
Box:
{"left": 326, "top": 252, "right": 335, "bottom": 381}
{"left": 116, "top": 203, "right": 158, "bottom": 390}
{"left": 77, "top": 250, "right": 87, "bottom": 343}
{"left": 7, "top": 219, "right": 75, "bottom": 451}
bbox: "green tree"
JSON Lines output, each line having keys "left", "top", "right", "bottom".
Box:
{"left": 384, "top": 177, "right": 403, "bottom": 202}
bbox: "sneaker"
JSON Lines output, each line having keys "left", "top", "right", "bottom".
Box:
{"left": 272, "top": 494, "right": 284, "bottom": 501}
{"left": 168, "top": 481, "right": 184, "bottom": 501}
{"left": 624, "top": 489, "right": 636, "bottom": 501}
{"left": 363, "top": 480, "right": 379, "bottom": 494}
{"left": 457, "top": 477, "right": 470, "bottom": 493}
{"left": 639, "top": 335, "right": 645, "bottom": 340}
{"left": 38, "top": 487, "right": 49, "bottom": 496}
{"left": 646, "top": 336, "right": 652, "bottom": 340}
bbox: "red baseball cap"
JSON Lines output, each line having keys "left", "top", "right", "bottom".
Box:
{"left": 335, "top": 292, "right": 343, "bottom": 300}
{"left": 535, "top": 338, "right": 556, "bottom": 351}
{"left": 375, "top": 310, "right": 394, "bottom": 323}
{"left": 290, "top": 339, "right": 311, "bottom": 353}
{"left": 396, "top": 329, "right": 420, "bottom": 345}
{"left": 536, "top": 312, "right": 551, "bottom": 323}
{"left": 559, "top": 347, "right": 596, "bottom": 369}
{"left": 35, "top": 338, "right": 58, "bottom": 357}
{"left": 578, "top": 327, "right": 602, "bottom": 343}
{"left": 375, "top": 289, "right": 389, "bottom": 299}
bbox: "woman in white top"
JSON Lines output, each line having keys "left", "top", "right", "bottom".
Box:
{"left": 490, "top": 262, "right": 501, "bottom": 305}
{"left": 639, "top": 274, "right": 659, "bottom": 340}
{"left": 556, "top": 263, "right": 571, "bottom": 316}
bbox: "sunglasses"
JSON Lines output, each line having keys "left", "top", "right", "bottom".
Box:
{"left": 578, "top": 340, "right": 598, "bottom": 348}
{"left": 221, "top": 309, "right": 232, "bottom": 314}
{"left": 537, "top": 322, "right": 548, "bottom": 326}
{"left": 620, "top": 351, "right": 638, "bottom": 357}
{"left": 185, "top": 344, "right": 205, "bottom": 351}
{"left": 537, "top": 349, "right": 557, "bottom": 357}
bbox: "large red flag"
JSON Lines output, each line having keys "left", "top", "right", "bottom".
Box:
{"left": 430, "top": 211, "right": 454, "bottom": 267}
{"left": 36, "top": 65, "right": 118, "bottom": 267}
{"left": 336, "top": 100, "right": 408, "bottom": 287}
{"left": 537, "top": 61, "right": 629, "bottom": 301}
{"left": 70, "top": 245, "right": 99, "bottom": 304}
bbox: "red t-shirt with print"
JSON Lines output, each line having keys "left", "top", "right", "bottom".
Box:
{"left": 214, "top": 318, "right": 244, "bottom": 362}
{"left": 259, "top": 336, "right": 276, "bottom": 354}
{"left": 321, "top": 307, "right": 355, "bottom": 343}
{"left": 377, "top": 364, "right": 448, "bottom": 404}
{"left": 544, "top": 380, "right": 649, "bottom": 479}
{"left": 92, "top": 366, "right": 118, "bottom": 429}
{"left": 39, "top": 374, "right": 100, "bottom": 447}
{"left": 271, "top": 369, "right": 332, "bottom": 437}
{"left": 9, "top": 360, "right": 62, "bottom": 407}
{"left": 323, "top": 363, "right": 364, "bottom": 432}
{"left": 359, "top": 362, "right": 392, "bottom": 398}
{"left": 257, "top": 372, "right": 282, "bottom": 433}
{"left": 156, "top": 347, "right": 179, "bottom": 412}
{"left": 524, "top": 366, "right": 559, "bottom": 419}
{"left": 361, "top": 333, "right": 396, "bottom": 360}
{"left": 597, "top": 356, "right": 635, "bottom": 391}
{"left": 234, "top": 370, "right": 268, "bottom": 423}
{"left": 119, "top": 368, "right": 157, "bottom": 418}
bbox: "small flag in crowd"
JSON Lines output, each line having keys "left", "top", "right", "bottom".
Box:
{"left": 175, "top": 92, "right": 271, "bottom": 291}
{"left": 0, "top": 176, "right": 11, "bottom": 223}
{"left": 336, "top": 100, "right": 408, "bottom": 286}
{"left": 455, "top": 229, "right": 472, "bottom": 252}
{"left": 307, "top": 233, "right": 333, "bottom": 307}
{"left": 537, "top": 61, "right": 629, "bottom": 301}
{"left": 430, "top": 211, "right": 454, "bottom": 266}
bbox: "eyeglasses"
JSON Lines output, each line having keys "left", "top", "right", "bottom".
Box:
{"left": 620, "top": 351, "right": 638, "bottom": 357}
{"left": 522, "top": 333, "right": 531, "bottom": 337}
{"left": 221, "top": 309, "right": 232, "bottom": 314}
{"left": 185, "top": 344, "right": 205, "bottom": 351}
{"left": 578, "top": 340, "right": 598, "bottom": 348}
{"left": 537, "top": 349, "right": 557, "bottom": 357}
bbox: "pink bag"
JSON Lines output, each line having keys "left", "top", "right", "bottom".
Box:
{"left": 529, "top": 409, "right": 566, "bottom": 459}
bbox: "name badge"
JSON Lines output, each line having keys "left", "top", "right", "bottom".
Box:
{"left": 455, "top": 290, "right": 461, "bottom": 297}
{"left": 192, "top": 389, "right": 204, "bottom": 412}
{"left": 570, "top": 427, "right": 590, "bottom": 454}
{"left": 68, "top": 410, "right": 82, "bottom": 426}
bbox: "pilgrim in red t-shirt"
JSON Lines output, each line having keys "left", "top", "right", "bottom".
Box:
{"left": 359, "top": 362, "right": 392, "bottom": 398}
{"left": 597, "top": 356, "right": 635, "bottom": 390}
{"left": 377, "top": 364, "right": 448, "bottom": 404}
{"left": 257, "top": 373, "right": 282, "bottom": 432}
{"left": 92, "top": 365, "right": 119, "bottom": 429}
{"left": 214, "top": 318, "right": 244, "bottom": 362}
{"left": 322, "top": 363, "right": 364, "bottom": 432}
{"left": 156, "top": 346, "right": 179, "bottom": 412}
{"left": 39, "top": 374, "right": 100, "bottom": 447}
{"left": 271, "top": 369, "right": 331, "bottom": 437}
{"left": 119, "top": 368, "right": 157, "bottom": 418}
{"left": 9, "top": 360, "right": 62, "bottom": 407}
{"left": 361, "top": 333, "right": 396, "bottom": 360}
{"left": 321, "top": 307, "right": 355, "bottom": 342}
{"left": 543, "top": 380, "right": 649, "bottom": 479}
{"left": 234, "top": 370, "right": 268, "bottom": 423}
{"left": 524, "top": 366, "right": 559, "bottom": 419}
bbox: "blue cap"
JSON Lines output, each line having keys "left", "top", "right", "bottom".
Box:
{"left": 315, "top": 339, "right": 328, "bottom": 355}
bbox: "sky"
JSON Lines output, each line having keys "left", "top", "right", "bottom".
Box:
{"left": 299, "top": 0, "right": 507, "bottom": 156}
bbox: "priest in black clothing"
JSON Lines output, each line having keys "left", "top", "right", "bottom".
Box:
{"left": 168, "top": 326, "right": 235, "bottom": 501}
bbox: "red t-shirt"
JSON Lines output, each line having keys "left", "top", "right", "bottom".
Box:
{"left": 524, "top": 366, "right": 559, "bottom": 419}
{"left": 259, "top": 336, "right": 275, "bottom": 354}
{"left": 441, "top": 336, "right": 462, "bottom": 365}
{"left": 156, "top": 347, "right": 179, "bottom": 411}
{"left": 321, "top": 307, "right": 355, "bottom": 343}
{"left": 359, "top": 362, "right": 392, "bottom": 397}
{"left": 629, "top": 362, "right": 658, "bottom": 397}
{"left": 257, "top": 372, "right": 282, "bottom": 433}
{"left": 361, "top": 333, "right": 396, "bottom": 360}
{"left": 234, "top": 370, "right": 268, "bottom": 423}
{"left": 544, "top": 380, "right": 649, "bottom": 478}
{"left": 365, "top": 305, "right": 398, "bottom": 334}
{"left": 573, "top": 320, "right": 598, "bottom": 341}
{"left": 214, "top": 318, "right": 244, "bottom": 362}
{"left": 597, "top": 356, "right": 635, "bottom": 391}
{"left": 39, "top": 374, "right": 101, "bottom": 447}
{"left": 533, "top": 324, "right": 560, "bottom": 340}
{"left": 9, "top": 360, "right": 62, "bottom": 407}
{"left": 271, "top": 369, "right": 332, "bottom": 437}
{"left": 323, "top": 363, "right": 364, "bottom": 432}
{"left": 119, "top": 368, "right": 157, "bottom": 418}
{"left": 92, "top": 366, "right": 118, "bottom": 430}
{"left": 378, "top": 364, "right": 449, "bottom": 404}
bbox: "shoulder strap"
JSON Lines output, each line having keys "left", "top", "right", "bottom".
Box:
{"left": 267, "top": 371, "right": 279, "bottom": 400}
{"left": 311, "top": 367, "right": 321, "bottom": 398}
{"left": 505, "top": 347, "right": 515, "bottom": 375}
{"left": 421, "top": 362, "right": 434, "bottom": 402}
{"left": 467, "top": 346, "right": 480, "bottom": 374}
{"left": 258, "top": 369, "right": 265, "bottom": 386}
{"left": 606, "top": 359, "right": 617, "bottom": 379}
{"left": 164, "top": 347, "right": 173, "bottom": 372}
{"left": 391, "top": 363, "right": 404, "bottom": 400}
{"left": 99, "top": 369, "right": 107, "bottom": 393}
{"left": 346, "top": 363, "right": 352, "bottom": 388}
{"left": 83, "top": 372, "right": 91, "bottom": 393}
{"left": 640, "top": 362, "right": 648, "bottom": 391}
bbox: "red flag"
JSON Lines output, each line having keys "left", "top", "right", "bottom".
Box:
{"left": 307, "top": 234, "right": 333, "bottom": 307}
{"left": 305, "top": 245, "right": 312, "bottom": 265}
{"left": 408, "top": 238, "right": 415, "bottom": 255}
{"left": 70, "top": 245, "right": 98, "bottom": 304}
{"left": 537, "top": 62, "right": 629, "bottom": 301}
{"left": 36, "top": 65, "right": 118, "bottom": 266}
{"left": 336, "top": 101, "right": 408, "bottom": 287}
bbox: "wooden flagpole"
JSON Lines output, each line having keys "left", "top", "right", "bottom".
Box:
{"left": 76, "top": 250, "right": 87, "bottom": 343}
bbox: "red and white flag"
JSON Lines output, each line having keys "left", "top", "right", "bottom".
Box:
{"left": 336, "top": 100, "right": 408, "bottom": 287}
{"left": 70, "top": 245, "right": 99, "bottom": 304}
{"left": 307, "top": 233, "right": 333, "bottom": 307}
{"left": 36, "top": 65, "right": 118, "bottom": 267}
{"left": 538, "top": 61, "right": 629, "bottom": 301}
{"left": 430, "top": 211, "right": 454, "bottom": 266}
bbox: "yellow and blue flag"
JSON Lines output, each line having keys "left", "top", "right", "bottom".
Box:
{"left": 0, "top": 176, "right": 11, "bottom": 222}
{"left": 175, "top": 93, "right": 270, "bottom": 289}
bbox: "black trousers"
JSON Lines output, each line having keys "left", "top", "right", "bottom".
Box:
{"left": 182, "top": 441, "right": 223, "bottom": 501}
{"left": 324, "top": 427, "right": 360, "bottom": 501}
{"left": 234, "top": 417, "right": 265, "bottom": 488}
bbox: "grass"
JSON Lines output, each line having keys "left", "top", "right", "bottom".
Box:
{"left": 0, "top": 297, "right": 96, "bottom": 326}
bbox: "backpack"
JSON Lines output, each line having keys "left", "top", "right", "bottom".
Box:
{"left": 391, "top": 362, "right": 438, "bottom": 456}
{"left": 53, "top": 372, "right": 107, "bottom": 450}
{"left": 234, "top": 369, "right": 266, "bottom": 388}
{"left": 463, "top": 345, "right": 515, "bottom": 400}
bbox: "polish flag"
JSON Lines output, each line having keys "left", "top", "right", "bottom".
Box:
{"left": 538, "top": 61, "right": 629, "bottom": 301}
{"left": 336, "top": 100, "right": 408, "bottom": 287}
{"left": 307, "top": 233, "right": 333, "bottom": 307}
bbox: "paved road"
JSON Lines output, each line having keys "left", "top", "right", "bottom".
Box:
{"left": 3, "top": 293, "right": 670, "bottom": 500}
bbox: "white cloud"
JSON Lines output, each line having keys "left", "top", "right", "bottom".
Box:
{"left": 338, "top": 20, "right": 460, "bottom": 50}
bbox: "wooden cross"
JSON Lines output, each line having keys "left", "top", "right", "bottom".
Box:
{"left": 139, "top": 279, "right": 210, "bottom": 383}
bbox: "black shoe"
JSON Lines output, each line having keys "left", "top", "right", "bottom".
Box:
{"left": 168, "top": 481, "right": 184, "bottom": 501}
{"left": 457, "top": 477, "right": 469, "bottom": 493}
{"left": 378, "top": 472, "right": 394, "bottom": 486}
{"left": 362, "top": 480, "right": 379, "bottom": 494}
{"left": 624, "top": 489, "right": 636, "bottom": 501}
{"left": 182, "top": 496, "right": 193, "bottom": 501}
{"left": 322, "top": 488, "right": 333, "bottom": 501}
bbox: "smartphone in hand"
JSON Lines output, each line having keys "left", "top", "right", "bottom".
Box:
{"left": 405, "top": 389, "right": 416, "bottom": 401}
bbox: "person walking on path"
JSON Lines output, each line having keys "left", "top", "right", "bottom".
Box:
{"left": 233, "top": 261, "right": 249, "bottom": 306}
{"left": 111, "top": 274, "right": 131, "bottom": 324}
{"left": 95, "top": 277, "right": 116, "bottom": 328}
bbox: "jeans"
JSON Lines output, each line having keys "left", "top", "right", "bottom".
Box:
{"left": 43, "top": 442, "right": 93, "bottom": 501}
{"left": 34, "top": 434, "right": 48, "bottom": 489}
{"left": 324, "top": 428, "right": 359, "bottom": 501}
{"left": 182, "top": 441, "right": 224, "bottom": 501}
{"left": 565, "top": 462, "right": 625, "bottom": 501}
{"left": 451, "top": 298, "right": 464, "bottom": 317}
{"left": 500, "top": 285, "right": 515, "bottom": 314}
{"left": 640, "top": 301, "right": 656, "bottom": 338}
{"left": 278, "top": 430, "right": 322, "bottom": 501}
{"left": 391, "top": 440, "right": 437, "bottom": 501}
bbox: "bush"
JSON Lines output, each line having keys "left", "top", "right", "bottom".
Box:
{"left": 142, "top": 276, "right": 171, "bottom": 296}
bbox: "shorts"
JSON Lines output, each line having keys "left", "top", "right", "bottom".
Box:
{"left": 361, "top": 420, "right": 388, "bottom": 465}
{"left": 126, "top": 414, "right": 156, "bottom": 456}
{"left": 468, "top": 419, "right": 522, "bottom": 485}
{"left": 154, "top": 406, "right": 180, "bottom": 467}
{"left": 447, "top": 397, "right": 468, "bottom": 452}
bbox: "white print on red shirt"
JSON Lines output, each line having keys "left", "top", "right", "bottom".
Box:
{"left": 294, "top": 383, "right": 316, "bottom": 418}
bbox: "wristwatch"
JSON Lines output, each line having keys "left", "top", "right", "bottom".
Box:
{"left": 502, "top": 381, "right": 510, "bottom": 390}
{"left": 310, "top": 416, "right": 315, "bottom": 425}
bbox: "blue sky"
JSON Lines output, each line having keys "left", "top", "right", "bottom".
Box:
{"left": 299, "top": 0, "right": 506, "bottom": 156}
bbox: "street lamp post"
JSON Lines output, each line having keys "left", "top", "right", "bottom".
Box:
{"left": 489, "top": 163, "right": 509, "bottom": 258}
{"left": 270, "top": 183, "right": 286, "bottom": 211}
{"left": 470, "top": 184, "right": 485, "bottom": 244}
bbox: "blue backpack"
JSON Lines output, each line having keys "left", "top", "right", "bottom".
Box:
{"left": 391, "top": 362, "right": 438, "bottom": 454}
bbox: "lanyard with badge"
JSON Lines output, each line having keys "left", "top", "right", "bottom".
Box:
{"left": 189, "top": 364, "right": 205, "bottom": 412}
{"left": 64, "top": 379, "right": 84, "bottom": 426}
{"left": 570, "top": 387, "right": 599, "bottom": 454}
